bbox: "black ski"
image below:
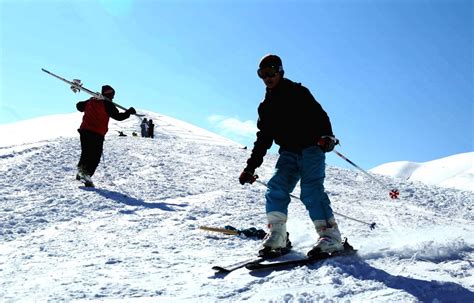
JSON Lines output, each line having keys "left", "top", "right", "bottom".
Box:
{"left": 212, "top": 257, "right": 266, "bottom": 274}
{"left": 212, "top": 232, "right": 294, "bottom": 274}
{"left": 246, "top": 241, "right": 356, "bottom": 271}
{"left": 212, "top": 241, "right": 292, "bottom": 274}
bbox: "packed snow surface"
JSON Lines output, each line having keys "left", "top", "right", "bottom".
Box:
{"left": 1, "top": 112, "right": 473, "bottom": 302}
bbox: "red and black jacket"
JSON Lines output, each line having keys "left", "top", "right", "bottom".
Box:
{"left": 76, "top": 98, "right": 131, "bottom": 136}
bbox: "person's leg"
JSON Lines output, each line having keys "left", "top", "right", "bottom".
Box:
{"left": 78, "top": 130, "right": 103, "bottom": 177}
{"left": 299, "top": 146, "right": 334, "bottom": 221}
{"left": 261, "top": 151, "right": 300, "bottom": 251}
{"left": 86, "top": 132, "right": 104, "bottom": 177}
{"left": 78, "top": 131, "right": 88, "bottom": 170}
{"left": 300, "top": 146, "right": 343, "bottom": 253}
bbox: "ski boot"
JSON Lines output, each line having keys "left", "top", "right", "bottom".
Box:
{"left": 258, "top": 222, "right": 292, "bottom": 258}
{"left": 258, "top": 230, "right": 292, "bottom": 258}
{"left": 307, "top": 218, "right": 344, "bottom": 258}
{"left": 258, "top": 212, "right": 292, "bottom": 258}
{"left": 77, "top": 166, "right": 94, "bottom": 187}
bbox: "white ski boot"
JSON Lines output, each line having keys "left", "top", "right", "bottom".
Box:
{"left": 259, "top": 212, "right": 292, "bottom": 258}
{"left": 308, "top": 218, "right": 344, "bottom": 257}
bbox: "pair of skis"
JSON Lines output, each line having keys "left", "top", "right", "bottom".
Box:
{"left": 41, "top": 68, "right": 144, "bottom": 117}
{"left": 213, "top": 238, "right": 356, "bottom": 274}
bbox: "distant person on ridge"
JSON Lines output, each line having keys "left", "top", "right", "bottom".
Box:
{"left": 147, "top": 119, "right": 155, "bottom": 139}
{"left": 140, "top": 118, "right": 148, "bottom": 137}
{"left": 239, "top": 54, "right": 345, "bottom": 258}
{"left": 76, "top": 85, "right": 136, "bottom": 187}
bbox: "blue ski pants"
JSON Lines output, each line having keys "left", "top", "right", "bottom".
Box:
{"left": 265, "top": 146, "right": 334, "bottom": 221}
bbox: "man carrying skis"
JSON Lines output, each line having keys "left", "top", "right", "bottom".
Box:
{"left": 239, "top": 54, "right": 344, "bottom": 258}
{"left": 76, "top": 85, "right": 136, "bottom": 186}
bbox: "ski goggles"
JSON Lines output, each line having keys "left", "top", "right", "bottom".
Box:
{"left": 257, "top": 66, "right": 282, "bottom": 79}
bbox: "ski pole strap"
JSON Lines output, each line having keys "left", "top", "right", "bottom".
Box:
{"left": 333, "top": 149, "right": 400, "bottom": 199}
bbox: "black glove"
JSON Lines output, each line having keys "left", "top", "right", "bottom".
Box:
{"left": 318, "top": 136, "right": 339, "bottom": 152}
{"left": 126, "top": 107, "right": 136, "bottom": 115}
{"left": 239, "top": 170, "right": 257, "bottom": 185}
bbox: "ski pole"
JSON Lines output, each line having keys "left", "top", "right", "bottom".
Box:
{"left": 254, "top": 179, "right": 377, "bottom": 230}
{"left": 333, "top": 149, "right": 400, "bottom": 199}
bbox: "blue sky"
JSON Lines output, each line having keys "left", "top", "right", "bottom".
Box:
{"left": 1, "top": 0, "right": 472, "bottom": 169}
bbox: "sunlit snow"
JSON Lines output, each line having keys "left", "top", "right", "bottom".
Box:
{"left": 1, "top": 112, "right": 473, "bottom": 302}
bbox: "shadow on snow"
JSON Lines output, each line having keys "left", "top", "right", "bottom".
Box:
{"left": 80, "top": 186, "right": 188, "bottom": 212}
{"left": 249, "top": 255, "right": 474, "bottom": 302}
{"left": 345, "top": 258, "right": 474, "bottom": 302}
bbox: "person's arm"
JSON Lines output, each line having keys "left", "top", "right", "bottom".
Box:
{"left": 244, "top": 104, "right": 273, "bottom": 173}
{"left": 76, "top": 99, "right": 89, "bottom": 112}
{"left": 302, "top": 87, "right": 338, "bottom": 152}
{"left": 105, "top": 101, "right": 135, "bottom": 121}
{"left": 303, "top": 87, "right": 334, "bottom": 137}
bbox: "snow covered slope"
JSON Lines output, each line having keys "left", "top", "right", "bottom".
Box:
{"left": 370, "top": 152, "right": 474, "bottom": 192}
{"left": 1, "top": 113, "right": 473, "bottom": 302}
{"left": 0, "top": 110, "right": 237, "bottom": 149}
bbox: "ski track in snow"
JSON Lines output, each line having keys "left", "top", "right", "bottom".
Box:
{"left": 1, "top": 113, "right": 473, "bottom": 302}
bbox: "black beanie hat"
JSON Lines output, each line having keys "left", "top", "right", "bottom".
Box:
{"left": 101, "top": 85, "right": 115, "bottom": 96}
{"left": 259, "top": 54, "right": 284, "bottom": 75}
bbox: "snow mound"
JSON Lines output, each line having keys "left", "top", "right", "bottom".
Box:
{"left": 370, "top": 152, "right": 474, "bottom": 192}
{"left": 0, "top": 111, "right": 237, "bottom": 151}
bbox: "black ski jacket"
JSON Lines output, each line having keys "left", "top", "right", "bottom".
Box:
{"left": 245, "top": 78, "right": 334, "bottom": 172}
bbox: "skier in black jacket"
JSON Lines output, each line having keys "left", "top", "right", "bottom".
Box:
{"left": 239, "top": 54, "right": 344, "bottom": 257}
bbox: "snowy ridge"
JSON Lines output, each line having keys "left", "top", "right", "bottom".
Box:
{"left": 0, "top": 111, "right": 237, "bottom": 150}
{"left": 1, "top": 113, "right": 473, "bottom": 302}
{"left": 370, "top": 152, "right": 474, "bottom": 192}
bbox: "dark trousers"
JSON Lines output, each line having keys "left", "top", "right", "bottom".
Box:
{"left": 78, "top": 129, "right": 104, "bottom": 177}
